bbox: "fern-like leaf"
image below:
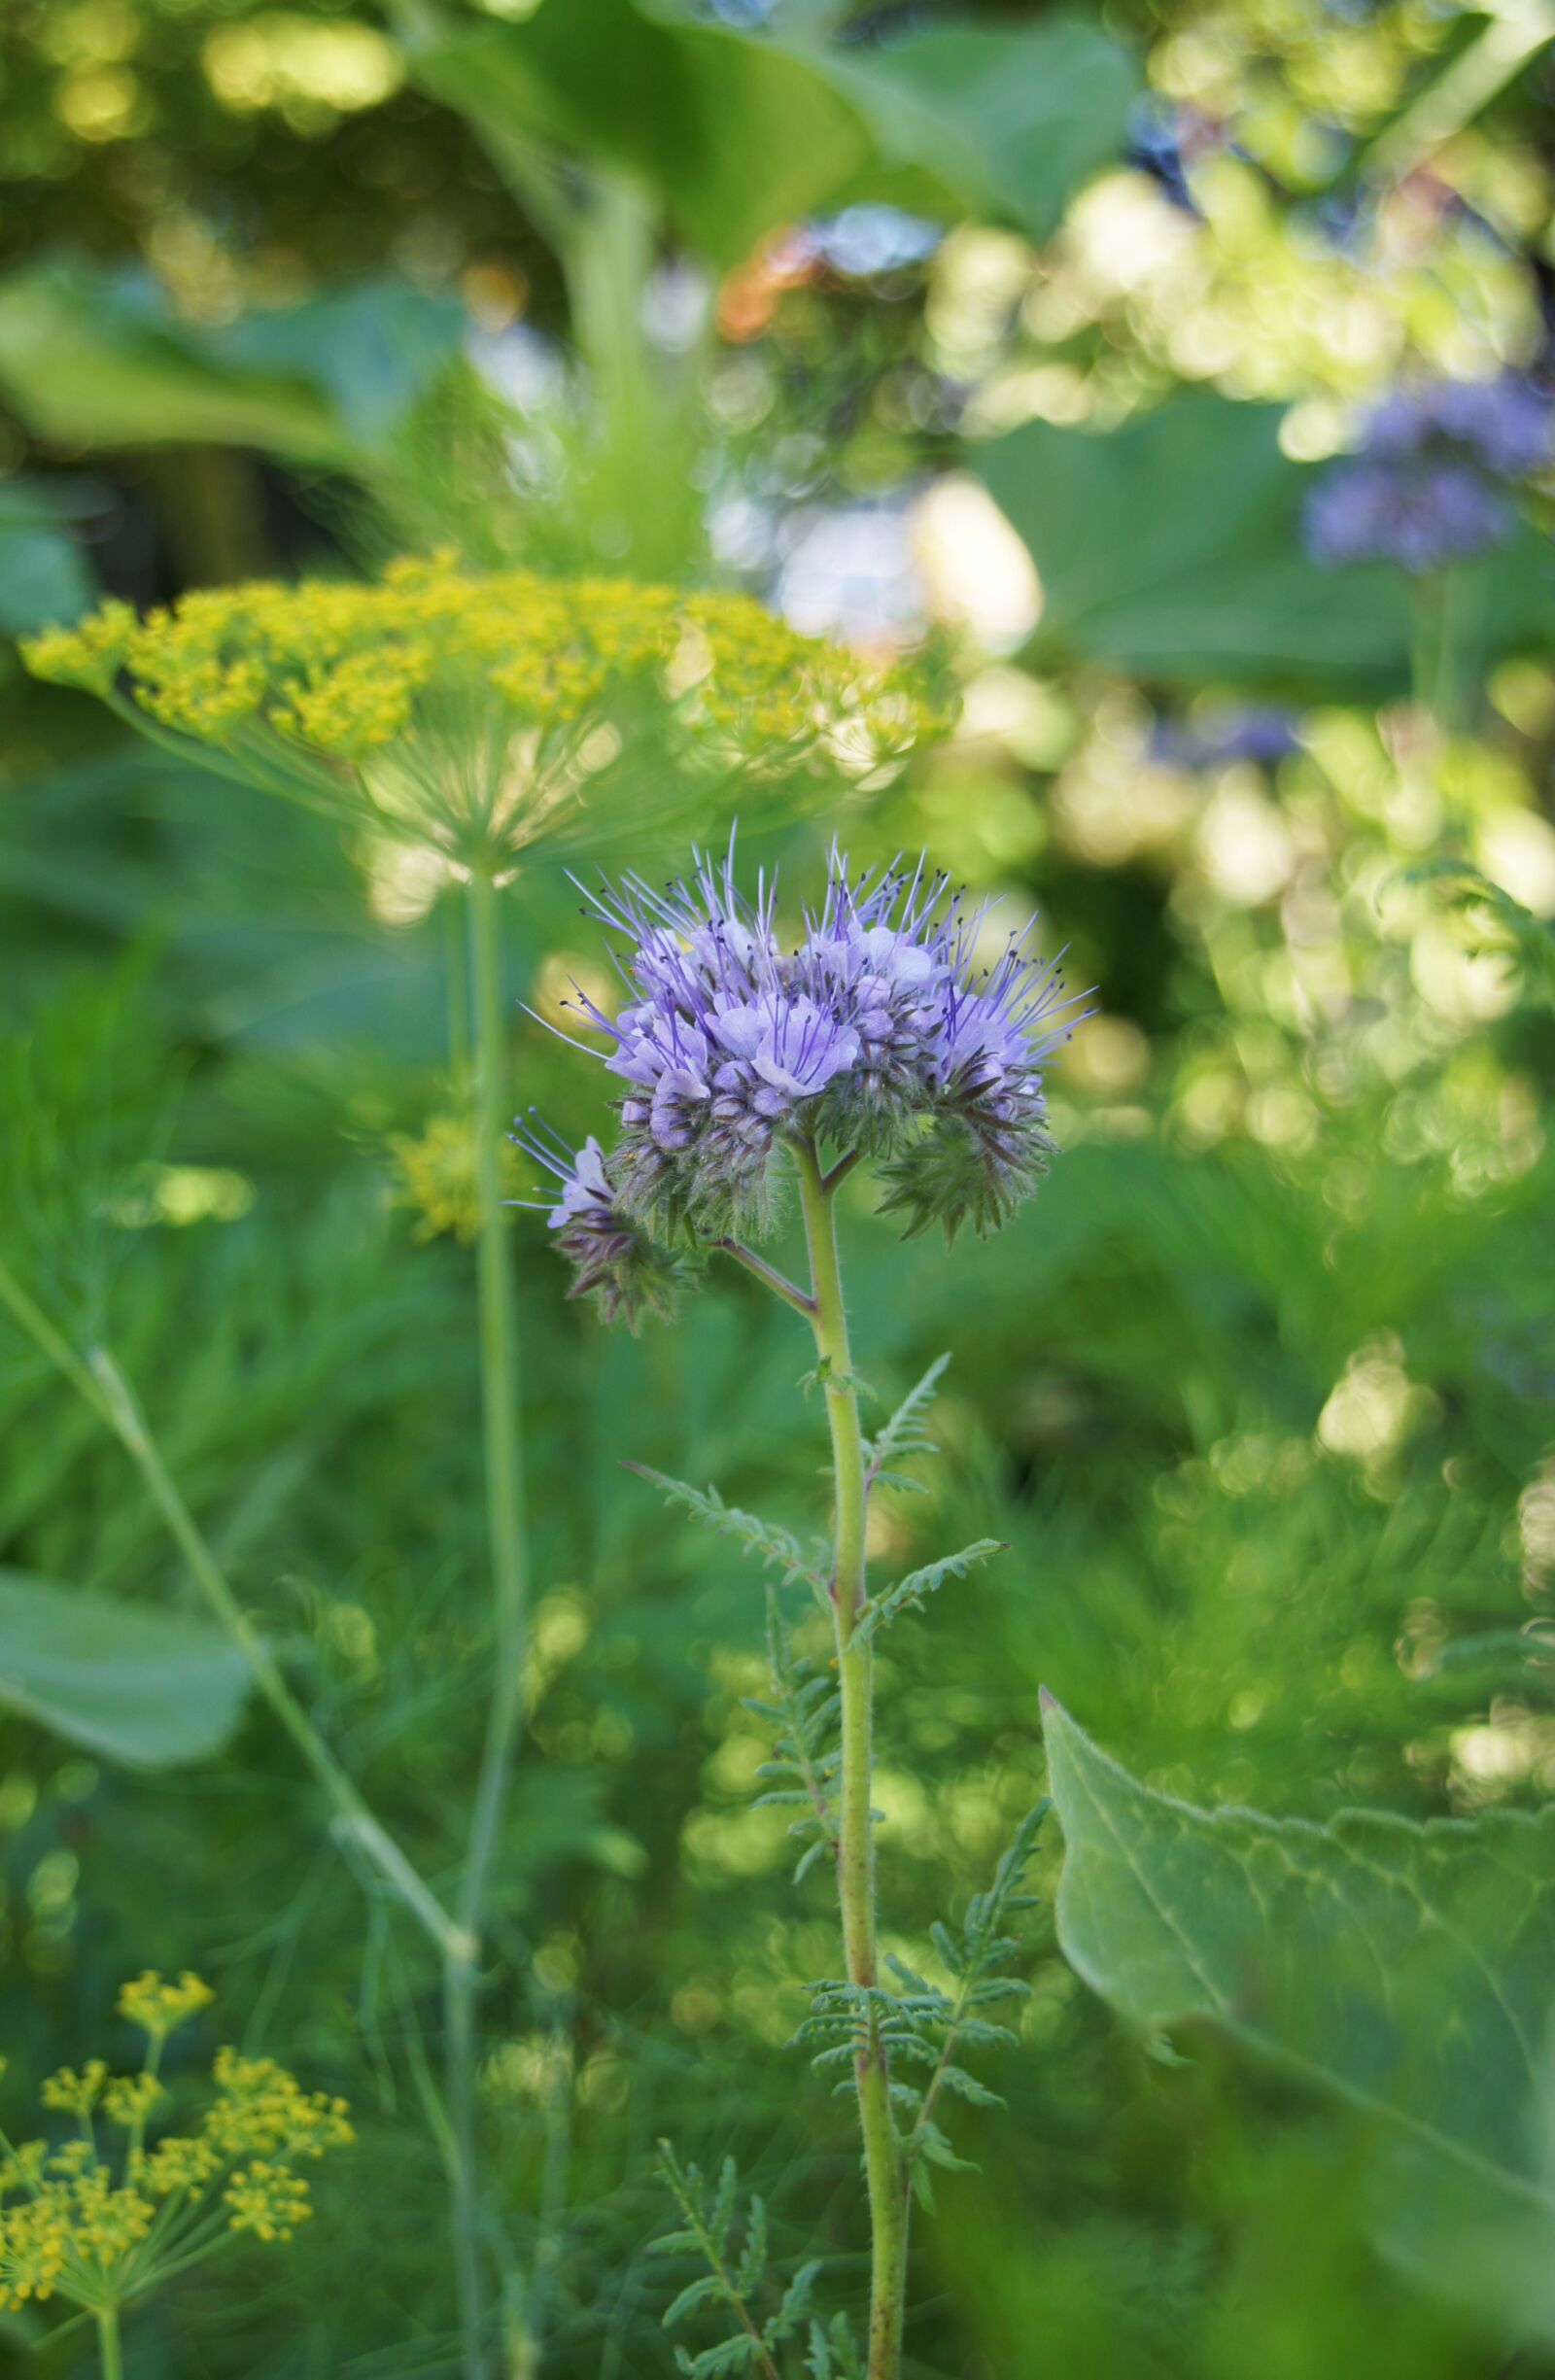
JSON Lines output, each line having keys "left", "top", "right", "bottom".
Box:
{"left": 853, "top": 1538, "right": 1006, "bottom": 1644}
{"left": 656, "top": 2141, "right": 833, "bottom": 2380}
{"left": 862, "top": 1353, "right": 950, "bottom": 1495}
{"left": 744, "top": 1590, "right": 841, "bottom": 1881}
{"left": 627, "top": 1465, "right": 829, "bottom": 1596}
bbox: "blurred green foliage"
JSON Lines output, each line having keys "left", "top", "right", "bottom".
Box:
{"left": 1, "top": 0, "right": 1553, "bottom": 2373}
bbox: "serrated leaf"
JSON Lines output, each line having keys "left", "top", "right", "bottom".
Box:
{"left": 709, "top": 2156, "right": 739, "bottom": 2249}
{"left": 773, "top": 2258, "right": 823, "bottom": 2336}
{"left": 928, "top": 1920, "right": 964, "bottom": 1978}
{"left": 863, "top": 1353, "right": 950, "bottom": 1490}
{"left": 1043, "top": 1696, "right": 1555, "bottom": 2343}
{"left": 734, "top": 2194, "right": 767, "bottom": 2296}
{"left": 853, "top": 1537, "right": 1005, "bottom": 1644}
{"left": 934, "top": 2064, "right": 1005, "bottom": 2108}
{"left": 647, "top": 2229, "right": 704, "bottom": 2259}
{"left": 916, "top": 2120, "right": 976, "bottom": 2173}
{"left": 664, "top": 2276, "right": 724, "bottom": 2330}
{"left": 628, "top": 1466, "right": 827, "bottom": 1594}
{"left": 690, "top": 2336, "right": 762, "bottom": 2377}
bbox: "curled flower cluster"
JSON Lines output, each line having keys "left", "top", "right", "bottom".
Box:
{"left": 23, "top": 553, "right": 946, "bottom": 866}
{"left": 0, "top": 1974, "right": 351, "bottom": 2321}
{"left": 1304, "top": 370, "right": 1552, "bottom": 573}
{"left": 518, "top": 845, "right": 1073, "bottom": 1319}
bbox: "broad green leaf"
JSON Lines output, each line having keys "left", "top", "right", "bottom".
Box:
{"left": 822, "top": 17, "right": 1138, "bottom": 243}
{"left": 0, "top": 264, "right": 464, "bottom": 463}
{"left": 976, "top": 391, "right": 1551, "bottom": 697}
{"left": 406, "top": 0, "right": 873, "bottom": 268}
{"left": 405, "top": 1, "right": 1136, "bottom": 264}
{"left": 0, "top": 1569, "right": 252, "bottom": 1769}
{"left": 1043, "top": 1696, "right": 1555, "bottom": 2338}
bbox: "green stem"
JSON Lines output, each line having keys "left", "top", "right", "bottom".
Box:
{"left": 96, "top": 2305, "right": 123, "bottom": 2380}
{"left": 792, "top": 1142, "right": 909, "bottom": 2380}
{"left": 712, "top": 1238, "right": 817, "bottom": 1320}
{"left": 445, "top": 862, "right": 532, "bottom": 2380}
{"left": 445, "top": 888, "right": 471, "bottom": 1086}
{"left": 0, "top": 1264, "right": 464, "bottom": 1968}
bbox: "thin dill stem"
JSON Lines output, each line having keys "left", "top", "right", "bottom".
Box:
{"left": 792, "top": 1141, "right": 909, "bottom": 2380}
{"left": 445, "top": 859, "right": 533, "bottom": 2380}
{"left": 511, "top": 1992, "right": 575, "bottom": 2371}
{"left": 0, "top": 1260, "right": 465, "bottom": 1968}
{"left": 95, "top": 2305, "right": 123, "bottom": 2380}
{"left": 444, "top": 888, "right": 471, "bottom": 1086}
{"left": 125, "top": 2034, "right": 164, "bottom": 2177}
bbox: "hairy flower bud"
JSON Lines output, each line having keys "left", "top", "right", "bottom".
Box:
{"left": 512, "top": 1125, "right": 692, "bottom": 1328}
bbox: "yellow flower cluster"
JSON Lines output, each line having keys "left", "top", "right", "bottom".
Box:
{"left": 388, "top": 1110, "right": 523, "bottom": 1244}
{"left": 204, "top": 2047, "right": 353, "bottom": 2163}
{"left": 225, "top": 2160, "right": 312, "bottom": 2242}
{"left": 22, "top": 551, "right": 949, "bottom": 861}
{"left": 118, "top": 1970, "right": 214, "bottom": 2042}
{"left": 0, "top": 2146, "right": 156, "bottom": 2310}
{"left": 0, "top": 1975, "right": 351, "bottom": 2321}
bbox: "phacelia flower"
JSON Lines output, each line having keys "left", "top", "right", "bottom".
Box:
{"left": 1363, "top": 374, "right": 1554, "bottom": 477}
{"left": 22, "top": 554, "right": 947, "bottom": 870}
{"left": 510, "top": 1124, "right": 691, "bottom": 1330}
{"left": 1303, "top": 371, "right": 1551, "bottom": 574}
{"left": 520, "top": 842, "right": 1076, "bottom": 1305}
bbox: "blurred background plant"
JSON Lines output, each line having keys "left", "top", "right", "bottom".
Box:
{"left": 0, "top": 0, "right": 1552, "bottom": 2375}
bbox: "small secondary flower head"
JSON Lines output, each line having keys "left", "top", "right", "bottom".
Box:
{"left": 23, "top": 554, "right": 947, "bottom": 870}
{"left": 510, "top": 1122, "right": 691, "bottom": 1331}
{"left": 1304, "top": 369, "right": 1552, "bottom": 574}
{"left": 520, "top": 841, "right": 1077, "bottom": 1310}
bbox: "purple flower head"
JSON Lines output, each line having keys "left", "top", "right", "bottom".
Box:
{"left": 525, "top": 839, "right": 1078, "bottom": 1305}
{"left": 1304, "top": 456, "right": 1513, "bottom": 574}
{"left": 1304, "top": 370, "right": 1550, "bottom": 576}
{"left": 1362, "top": 373, "right": 1553, "bottom": 479}
{"left": 510, "top": 1121, "right": 686, "bottom": 1329}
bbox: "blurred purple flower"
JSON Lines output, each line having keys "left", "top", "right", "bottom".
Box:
{"left": 1304, "top": 370, "right": 1551, "bottom": 574}
{"left": 1304, "top": 457, "right": 1513, "bottom": 573}
{"left": 1149, "top": 708, "right": 1302, "bottom": 770}
{"left": 1363, "top": 374, "right": 1553, "bottom": 478}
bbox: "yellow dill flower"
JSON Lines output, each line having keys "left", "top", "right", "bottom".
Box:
{"left": 0, "top": 2191, "right": 72, "bottom": 2308}
{"left": 102, "top": 2073, "right": 166, "bottom": 2129}
{"left": 41, "top": 2062, "right": 107, "bottom": 2119}
{"left": 141, "top": 2134, "right": 221, "bottom": 2197}
{"left": 116, "top": 1969, "right": 215, "bottom": 2041}
{"left": 205, "top": 2047, "right": 354, "bottom": 2160}
{"left": 224, "top": 2160, "right": 312, "bottom": 2242}
{"left": 21, "top": 552, "right": 950, "bottom": 868}
{"left": 388, "top": 1110, "right": 524, "bottom": 1244}
{"left": 0, "top": 1976, "right": 350, "bottom": 2337}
